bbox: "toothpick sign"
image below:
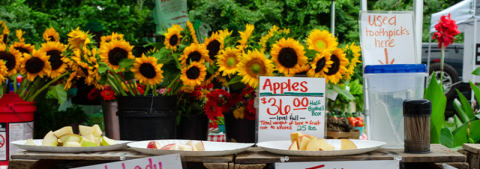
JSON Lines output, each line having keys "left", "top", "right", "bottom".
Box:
{"left": 378, "top": 48, "right": 395, "bottom": 64}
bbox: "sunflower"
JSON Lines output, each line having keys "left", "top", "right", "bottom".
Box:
{"left": 43, "top": 27, "right": 60, "bottom": 42}
{"left": 20, "top": 50, "right": 51, "bottom": 81}
{"left": 181, "top": 84, "right": 195, "bottom": 93}
{"left": 16, "top": 29, "right": 25, "bottom": 42}
{"left": 131, "top": 54, "right": 164, "bottom": 86}
{"left": 0, "top": 21, "right": 9, "bottom": 44}
{"left": 180, "top": 61, "right": 207, "bottom": 86}
{"left": 270, "top": 38, "right": 308, "bottom": 75}
{"left": 164, "top": 24, "right": 183, "bottom": 51}
{"left": 40, "top": 41, "right": 67, "bottom": 79}
{"left": 67, "top": 27, "right": 91, "bottom": 50}
{"left": 202, "top": 71, "right": 217, "bottom": 86}
{"left": 101, "top": 32, "right": 124, "bottom": 46}
{"left": 187, "top": 21, "right": 199, "bottom": 44}
{"left": 307, "top": 52, "right": 333, "bottom": 78}
{"left": 10, "top": 42, "right": 35, "bottom": 55}
{"left": 237, "top": 49, "right": 274, "bottom": 88}
{"left": 179, "top": 43, "right": 209, "bottom": 66}
{"left": 64, "top": 71, "right": 80, "bottom": 90}
{"left": 69, "top": 48, "right": 89, "bottom": 72}
{"left": 293, "top": 64, "right": 311, "bottom": 77}
{"left": 236, "top": 24, "right": 254, "bottom": 51}
{"left": 204, "top": 32, "right": 224, "bottom": 63}
{"left": 217, "top": 47, "right": 240, "bottom": 76}
{"left": 343, "top": 64, "right": 355, "bottom": 81}
{"left": 0, "top": 60, "right": 8, "bottom": 84}
{"left": 218, "top": 29, "right": 232, "bottom": 39}
{"left": 343, "top": 42, "right": 361, "bottom": 81}
{"left": 80, "top": 66, "right": 95, "bottom": 85}
{"left": 325, "top": 48, "right": 349, "bottom": 84}
{"left": 99, "top": 39, "right": 134, "bottom": 70}
{"left": 306, "top": 29, "right": 338, "bottom": 53}
{"left": 0, "top": 44, "right": 22, "bottom": 76}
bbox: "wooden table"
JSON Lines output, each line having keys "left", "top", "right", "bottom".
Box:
{"left": 8, "top": 149, "right": 234, "bottom": 169}
{"left": 459, "top": 144, "right": 480, "bottom": 169}
{"left": 235, "top": 144, "right": 468, "bottom": 169}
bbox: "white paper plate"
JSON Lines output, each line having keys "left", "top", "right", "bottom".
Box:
{"left": 12, "top": 139, "right": 130, "bottom": 153}
{"left": 128, "top": 140, "right": 254, "bottom": 156}
{"left": 257, "top": 139, "right": 386, "bottom": 156}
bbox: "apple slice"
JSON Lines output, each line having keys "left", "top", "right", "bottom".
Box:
{"left": 194, "top": 141, "right": 205, "bottom": 151}
{"left": 299, "top": 137, "right": 311, "bottom": 151}
{"left": 177, "top": 144, "right": 193, "bottom": 151}
{"left": 59, "top": 134, "right": 75, "bottom": 143}
{"left": 297, "top": 135, "right": 311, "bottom": 149}
{"left": 94, "top": 137, "right": 101, "bottom": 146}
{"left": 64, "top": 142, "right": 81, "bottom": 147}
{"left": 341, "top": 139, "right": 357, "bottom": 150}
{"left": 319, "top": 142, "right": 335, "bottom": 151}
{"left": 53, "top": 126, "right": 73, "bottom": 138}
{"left": 25, "top": 139, "right": 36, "bottom": 146}
{"left": 92, "top": 124, "right": 103, "bottom": 137}
{"left": 186, "top": 140, "right": 197, "bottom": 151}
{"left": 101, "top": 136, "right": 117, "bottom": 146}
{"left": 42, "top": 131, "right": 58, "bottom": 147}
{"left": 290, "top": 132, "right": 303, "bottom": 143}
{"left": 65, "top": 135, "right": 82, "bottom": 143}
{"left": 80, "top": 139, "right": 98, "bottom": 147}
{"left": 160, "top": 143, "right": 176, "bottom": 150}
{"left": 288, "top": 140, "right": 298, "bottom": 150}
{"left": 147, "top": 141, "right": 163, "bottom": 149}
{"left": 79, "top": 125, "right": 94, "bottom": 136}
{"left": 306, "top": 137, "right": 319, "bottom": 151}
{"left": 83, "top": 133, "right": 95, "bottom": 142}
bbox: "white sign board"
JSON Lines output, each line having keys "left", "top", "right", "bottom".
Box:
{"left": 276, "top": 160, "right": 399, "bottom": 169}
{"left": 359, "top": 11, "right": 416, "bottom": 66}
{"left": 258, "top": 77, "right": 326, "bottom": 142}
{"left": 73, "top": 154, "right": 182, "bottom": 169}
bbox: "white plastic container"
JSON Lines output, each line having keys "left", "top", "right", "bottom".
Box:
{"left": 364, "top": 64, "right": 427, "bottom": 148}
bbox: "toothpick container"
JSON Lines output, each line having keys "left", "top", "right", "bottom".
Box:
{"left": 403, "top": 99, "right": 431, "bottom": 153}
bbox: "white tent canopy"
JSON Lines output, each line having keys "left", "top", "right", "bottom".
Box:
{"left": 429, "top": 0, "right": 477, "bottom": 33}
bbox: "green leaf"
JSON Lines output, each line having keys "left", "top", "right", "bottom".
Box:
{"left": 454, "top": 115, "right": 463, "bottom": 128}
{"left": 46, "top": 84, "right": 67, "bottom": 105}
{"left": 118, "top": 58, "right": 135, "bottom": 71}
{"left": 453, "top": 124, "right": 468, "bottom": 147}
{"left": 453, "top": 99, "right": 469, "bottom": 123}
{"left": 456, "top": 89, "right": 474, "bottom": 119}
{"left": 440, "top": 127, "right": 454, "bottom": 148}
{"left": 470, "top": 120, "right": 480, "bottom": 143}
{"left": 0, "top": 87, "right": 3, "bottom": 99}
{"left": 470, "top": 81, "right": 480, "bottom": 106}
{"left": 172, "top": 53, "right": 182, "bottom": 70}
{"left": 98, "top": 74, "right": 108, "bottom": 85}
{"left": 304, "top": 49, "right": 318, "bottom": 58}
{"left": 123, "top": 72, "right": 135, "bottom": 81}
{"left": 99, "top": 64, "right": 108, "bottom": 74}
{"left": 476, "top": 113, "right": 480, "bottom": 119}
{"left": 424, "top": 75, "right": 446, "bottom": 144}
{"left": 472, "top": 67, "right": 480, "bottom": 76}
{"left": 227, "top": 75, "right": 243, "bottom": 85}
{"left": 332, "top": 84, "right": 355, "bottom": 101}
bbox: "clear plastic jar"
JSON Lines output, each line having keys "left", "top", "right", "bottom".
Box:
{"left": 403, "top": 99, "right": 431, "bottom": 153}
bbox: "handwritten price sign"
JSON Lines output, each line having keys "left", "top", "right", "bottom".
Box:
{"left": 258, "top": 77, "right": 325, "bottom": 142}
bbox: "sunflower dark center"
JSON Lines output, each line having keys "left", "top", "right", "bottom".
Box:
{"left": 47, "top": 50, "right": 63, "bottom": 70}
{"left": 14, "top": 47, "right": 30, "bottom": 54}
{"left": 2, "top": 35, "right": 7, "bottom": 44}
{"left": 326, "top": 55, "right": 340, "bottom": 75}
{"left": 81, "top": 67, "right": 89, "bottom": 76}
{"left": 169, "top": 35, "right": 178, "bottom": 46}
{"left": 187, "top": 51, "right": 202, "bottom": 64}
{"left": 314, "top": 58, "right": 326, "bottom": 73}
{"left": 278, "top": 47, "right": 298, "bottom": 68}
{"left": 25, "top": 57, "right": 44, "bottom": 74}
{"left": 186, "top": 67, "right": 200, "bottom": 79}
{"left": 48, "top": 36, "right": 55, "bottom": 41}
{"left": 205, "top": 72, "right": 212, "bottom": 80}
{"left": 140, "top": 63, "right": 157, "bottom": 78}
{"left": 296, "top": 71, "right": 308, "bottom": 75}
{"left": 0, "top": 51, "right": 15, "bottom": 71}
{"left": 108, "top": 47, "right": 128, "bottom": 65}
{"left": 207, "top": 40, "right": 221, "bottom": 61}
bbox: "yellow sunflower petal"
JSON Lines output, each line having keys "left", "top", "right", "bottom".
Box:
{"left": 179, "top": 43, "right": 209, "bottom": 66}
{"left": 131, "top": 53, "right": 164, "bottom": 86}
{"left": 237, "top": 49, "right": 274, "bottom": 88}
{"left": 306, "top": 29, "right": 338, "bottom": 53}
{"left": 270, "top": 38, "right": 308, "bottom": 75}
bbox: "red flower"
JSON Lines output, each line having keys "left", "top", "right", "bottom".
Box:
{"left": 87, "top": 88, "right": 100, "bottom": 101}
{"left": 101, "top": 89, "right": 116, "bottom": 101}
{"left": 205, "top": 89, "right": 230, "bottom": 121}
{"left": 433, "top": 13, "right": 460, "bottom": 48}
{"left": 136, "top": 86, "right": 145, "bottom": 94}
{"left": 244, "top": 99, "right": 256, "bottom": 120}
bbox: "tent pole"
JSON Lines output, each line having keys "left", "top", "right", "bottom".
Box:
{"left": 413, "top": 0, "right": 423, "bottom": 64}
{"left": 331, "top": 0, "right": 335, "bottom": 35}
{"left": 428, "top": 33, "right": 432, "bottom": 73}
{"left": 473, "top": 17, "right": 477, "bottom": 105}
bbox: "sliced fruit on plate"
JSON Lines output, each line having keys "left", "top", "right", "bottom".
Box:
{"left": 53, "top": 126, "right": 73, "bottom": 138}
{"left": 290, "top": 132, "right": 303, "bottom": 143}
{"left": 298, "top": 137, "right": 311, "bottom": 151}
{"left": 65, "top": 135, "right": 82, "bottom": 143}
{"left": 341, "top": 139, "right": 357, "bottom": 150}
{"left": 42, "top": 131, "right": 58, "bottom": 147}
{"left": 186, "top": 141, "right": 197, "bottom": 151}
{"left": 59, "top": 134, "right": 77, "bottom": 143}
{"left": 81, "top": 139, "right": 98, "bottom": 147}
{"left": 101, "top": 136, "right": 118, "bottom": 146}
{"left": 306, "top": 137, "right": 320, "bottom": 151}
{"left": 79, "top": 125, "right": 94, "bottom": 136}
{"left": 177, "top": 144, "right": 193, "bottom": 151}
{"left": 92, "top": 124, "right": 103, "bottom": 137}
{"left": 194, "top": 141, "right": 205, "bottom": 151}
{"left": 64, "top": 142, "right": 82, "bottom": 147}
{"left": 83, "top": 133, "right": 96, "bottom": 142}
{"left": 147, "top": 141, "right": 162, "bottom": 149}
{"left": 288, "top": 140, "right": 298, "bottom": 150}
{"left": 94, "top": 137, "right": 101, "bottom": 147}
{"left": 160, "top": 143, "right": 176, "bottom": 150}
{"left": 25, "top": 139, "right": 36, "bottom": 146}
{"left": 319, "top": 141, "right": 335, "bottom": 151}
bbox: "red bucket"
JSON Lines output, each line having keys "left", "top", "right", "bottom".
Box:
{"left": 0, "top": 94, "right": 35, "bottom": 166}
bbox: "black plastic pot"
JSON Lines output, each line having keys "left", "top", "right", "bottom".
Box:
{"left": 224, "top": 112, "right": 256, "bottom": 143}
{"left": 117, "top": 95, "right": 178, "bottom": 140}
{"left": 176, "top": 114, "right": 209, "bottom": 140}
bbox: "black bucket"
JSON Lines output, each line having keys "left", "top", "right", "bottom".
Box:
{"left": 117, "top": 95, "right": 178, "bottom": 140}
{"left": 223, "top": 112, "right": 256, "bottom": 143}
{"left": 223, "top": 112, "right": 237, "bottom": 142}
{"left": 176, "top": 114, "right": 209, "bottom": 140}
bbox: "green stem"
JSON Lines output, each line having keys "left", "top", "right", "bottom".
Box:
{"left": 131, "top": 80, "right": 140, "bottom": 95}
{"left": 20, "top": 82, "right": 32, "bottom": 99}
{"left": 13, "top": 76, "right": 17, "bottom": 93}
{"left": 112, "top": 72, "right": 130, "bottom": 95}
{"left": 144, "top": 84, "right": 150, "bottom": 96}
{"left": 17, "top": 76, "right": 28, "bottom": 95}
{"left": 27, "top": 73, "right": 70, "bottom": 102}
{"left": 107, "top": 73, "right": 127, "bottom": 96}
{"left": 440, "top": 45, "right": 445, "bottom": 88}
{"left": 24, "top": 78, "right": 43, "bottom": 101}
{"left": 163, "top": 74, "right": 180, "bottom": 96}
{"left": 151, "top": 85, "right": 156, "bottom": 96}
{"left": 107, "top": 78, "right": 120, "bottom": 94}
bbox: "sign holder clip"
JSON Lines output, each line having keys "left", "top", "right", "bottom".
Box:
{"left": 280, "top": 156, "right": 289, "bottom": 163}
